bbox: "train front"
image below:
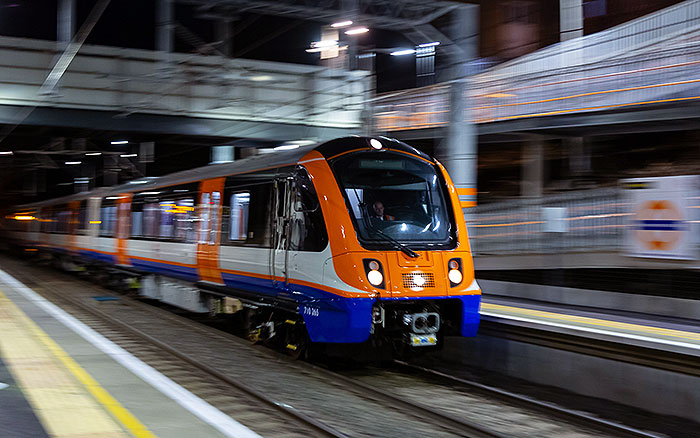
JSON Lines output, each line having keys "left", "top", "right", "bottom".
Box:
{"left": 301, "top": 137, "right": 481, "bottom": 355}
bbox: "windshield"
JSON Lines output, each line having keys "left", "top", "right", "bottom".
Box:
{"left": 332, "top": 151, "right": 456, "bottom": 250}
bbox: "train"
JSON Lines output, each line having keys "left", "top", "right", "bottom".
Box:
{"left": 2, "top": 136, "right": 481, "bottom": 359}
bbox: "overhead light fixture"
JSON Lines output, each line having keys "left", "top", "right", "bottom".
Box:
{"left": 345, "top": 27, "right": 369, "bottom": 35}
{"left": 418, "top": 41, "right": 440, "bottom": 48}
{"left": 120, "top": 153, "right": 137, "bottom": 158}
{"left": 306, "top": 45, "right": 347, "bottom": 53}
{"left": 111, "top": 140, "right": 128, "bottom": 145}
{"left": 310, "top": 39, "right": 339, "bottom": 49}
{"left": 65, "top": 161, "right": 81, "bottom": 165}
{"left": 0, "top": 151, "right": 12, "bottom": 155}
{"left": 249, "top": 75, "right": 273, "bottom": 82}
{"left": 273, "top": 144, "right": 300, "bottom": 151}
{"left": 331, "top": 20, "right": 353, "bottom": 28}
{"left": 85, "top": 152, "right": 102, "bottom": 156}
{"left": 391, "top": 49, "right": 415, "bottom": 56}
{"left": 141, "top": 191, "right": 161, "bottom": 195}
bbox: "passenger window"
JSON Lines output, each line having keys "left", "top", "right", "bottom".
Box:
{"left": 229, "top": 192, "right": 250, "bottom": 241}
{"left": 222, "top": 181, "right": 273, "bottom": 247}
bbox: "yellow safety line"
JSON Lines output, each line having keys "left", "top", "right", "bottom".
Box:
{"left": 482, "top": 302, "right": 700, "bottom": 342}
{"left": 0, "top": 289, "right": 155, "bottom": 438}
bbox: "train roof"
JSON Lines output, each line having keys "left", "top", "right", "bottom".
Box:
{"left": 15, "top": 136, "right": 433, "bottom": 209}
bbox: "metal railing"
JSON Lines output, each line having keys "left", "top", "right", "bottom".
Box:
{"left": 374, "top": 0, "right": 700, "bottom": 132}
{"left": 466, "top": 188, "right": 627, "bottom": 255}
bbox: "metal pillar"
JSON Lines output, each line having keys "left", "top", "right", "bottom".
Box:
{"left": 560, "top": 0, "right": 583, "bottom": 41}
{"left": 437, "top": 6, "right": 479, "bottom": 208}
{"left": 521, "top": 138, "right": 544, "bottom": 198}
{"left": 156, "top": 0, "right": 174, "bottom": 74}
{"left": 57, "top": 0, "right": 76, "bottom": 46}
{"left": 215, "top": 19, "right": 233, "bottom": 57}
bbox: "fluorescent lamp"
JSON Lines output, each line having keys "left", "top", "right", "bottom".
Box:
{"left": 345, "top": 27, "right": 369, "bottom": 35}
{"left": 331, "top": 20, "right": 353, "bottom": 28}
{"left": 273, "top": 144, "right": 300, "bottom": 151}
{"left": 0, "top": 151, "right": 12, "bottom": 155}
{"left": 391, "top": 49, "right": 415, "bottom": 56}
{"left": 141, "top": 191, "right": 161, "bottom": 195}
{"left": 249, "top": 75, "right": 273, "bottom": 82}
{"left": 311, "top": 39, "right": 339, "bottom": 49}
{"left": 120, "top": 153, "right": 137, "bottom": 158}
{"left": 85, "top": 152, "right": 102, "bottom": 156}
{"left": 65, "top": 161, "right": 82, "bottom": 165}
{"left": 111, "top": 140, "right": 128, "bottom": 145}
{"left": 418, "top": 41, "right": 440, "bottom": 48}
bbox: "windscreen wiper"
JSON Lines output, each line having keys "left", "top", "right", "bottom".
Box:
{"left": 369, "top": 225, "right": 419, "bottom": 258}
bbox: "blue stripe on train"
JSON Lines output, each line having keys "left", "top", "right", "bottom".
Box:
{"left": 79, "top": 250, "right": 116, "bottom": 265}
{"left": 129, "top": 259, "right": 199, "bottom": 282}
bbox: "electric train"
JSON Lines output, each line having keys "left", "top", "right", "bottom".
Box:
{"left": 3, "top": 136, "right": 481, "bottom": 358}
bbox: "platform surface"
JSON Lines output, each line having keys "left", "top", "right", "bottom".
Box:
{"left": 0, "top": 265, "right": 261, "bottom": 438}
{"left": 481, "top": 295, "right": 700, "bottom": 356}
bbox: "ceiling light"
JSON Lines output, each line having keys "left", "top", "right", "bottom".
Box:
{"left": 85, "top": 152, "right": 102, "bottom": 156}
{"left": 111, "top": 140, "right": 128, "bottom": 145}
{"left": 345, "top": 27, "right": 369, "bottom": 35}
{"left": 120, "top": 153, "right": 137, "bottom": 158}
{"left": 391, "top": 49, "right": 415, "bottom": 56}
{"left": 311, "top": 39, "right": 339, "bottom": 49}
{"left": 331, "top": 20, "right": 353, "bottom": 28}
{"left": 273, "top": 144, "right": 300, "bottom": 151}
{"left": 0, "top": 151, "right": 12, "bottom": 155}
{"left": 249, "top": 75, "right": 273, "bottom": 82}
{"left": 65, "top": 161, "right": 81, "bottom": 165}
{"left": 418, "top": 41, "right": 440, "bottom": 48}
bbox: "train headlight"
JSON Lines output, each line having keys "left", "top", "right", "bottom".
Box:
{"left": 448, "top": 269, "right": 462, "bottom": 285}
{"left": 363, "top": 258, "right": 385, "bottom": 289}
{"left": 368, "top": 270, "right": 383, "bottom": 286}
{"left": 447, "top": 258, "right": 463, "bottom": 287}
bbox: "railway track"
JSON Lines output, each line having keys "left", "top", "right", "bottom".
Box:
{"left": 2, "top": 256, "right": 658, "bottom": 437}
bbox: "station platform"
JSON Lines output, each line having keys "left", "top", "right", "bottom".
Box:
{"left": 0, "top": 266, "right": 261, "bottom": 438}
{"left": 480, "top": 296, "right": 700, "bottom": 357}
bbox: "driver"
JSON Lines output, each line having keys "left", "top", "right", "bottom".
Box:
{"left": 371, "top": 201, "right": 395, "bottom": 221}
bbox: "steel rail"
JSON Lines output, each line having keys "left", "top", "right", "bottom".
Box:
{"left": 394, "top": 360, "right": 663, "bottom": 438}
{"left": 31, "top": 280, "right": 347, "bottom": 438}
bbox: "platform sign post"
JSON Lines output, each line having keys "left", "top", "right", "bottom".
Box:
{"left": 623, "top": 175, "right": 699, "bottom": 260}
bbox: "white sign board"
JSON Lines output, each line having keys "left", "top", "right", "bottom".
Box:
{"left": 623, "top": 175, "right": 699, "bottom": 260}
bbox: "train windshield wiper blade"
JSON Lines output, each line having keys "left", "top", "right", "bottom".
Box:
{"left": 369, "top": 226, "right": 419, "bottom": 258}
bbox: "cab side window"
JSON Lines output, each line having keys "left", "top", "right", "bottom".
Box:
{"left": 289, "top": 167, "right": 328, "bottom": 252}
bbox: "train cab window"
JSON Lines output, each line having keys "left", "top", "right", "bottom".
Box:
{"left": 289, "top": 167, "right": 328, "bottom": 252}
{"left": 331, "top": 151, "right": 456, "bottom": 250}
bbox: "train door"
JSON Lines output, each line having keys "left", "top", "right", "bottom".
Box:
{"left": 67, "top": 201, "right": 80, "bottom": 256}
{"left": 197, "top": 178, "right": 224, "bottom": 283}
{"left": 272, "top": 177, "right": 292, "bottom": 292}
{"left": 115, "top": 194, "right": 132, "bottom": 266}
